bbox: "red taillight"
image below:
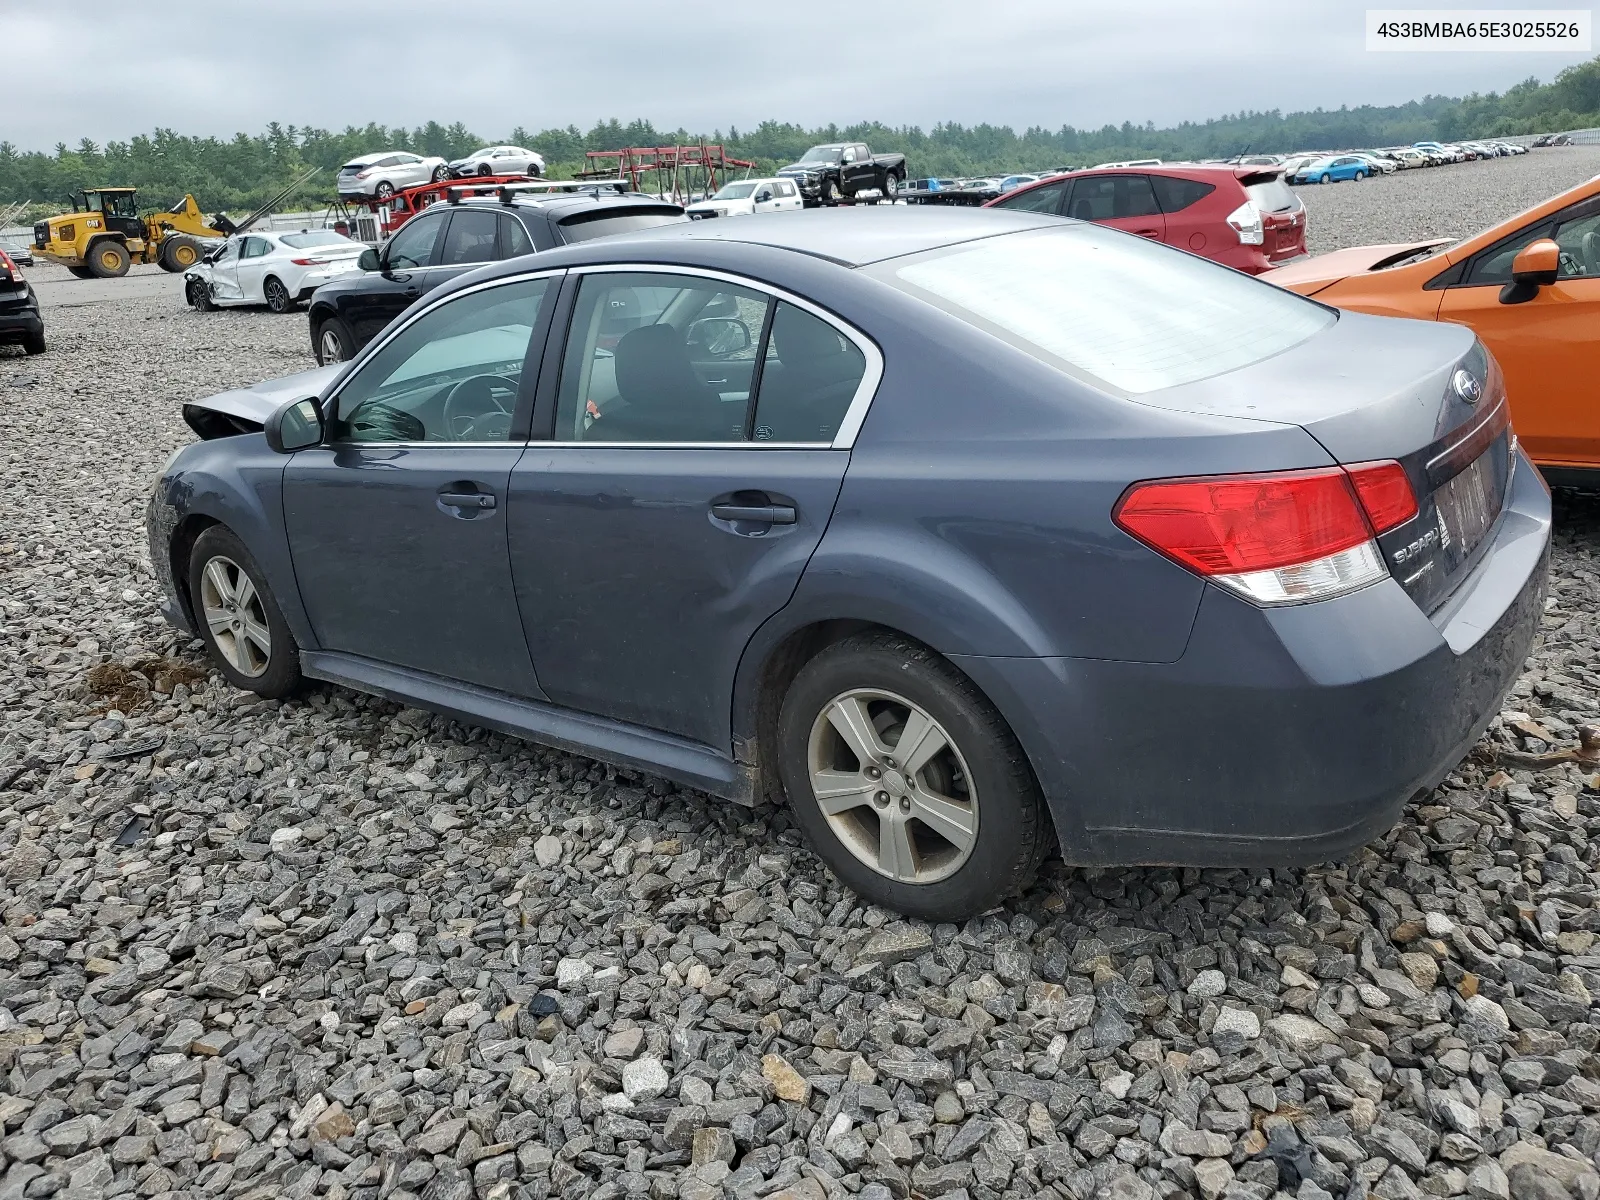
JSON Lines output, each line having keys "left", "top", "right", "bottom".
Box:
{"left": 1345, "top": 460, "right": 1417, "bottom": 533}
{"left": 1114, "top": 469, "right": 1374, "bottom": 575}
{"left": 291, "top": 257, "right": 330, "bottom": 266}
{"left": 1114, "top": 462, "right": 1416, "bottom": 605}
{"left": 0, "top": 249, "right": 15, "bottom": 279}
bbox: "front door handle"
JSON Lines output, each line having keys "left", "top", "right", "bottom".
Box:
{"left": 711, "top": 502, "right": 796, "bottom": 524}
{"left": 437, "top": 488, "right": 497, "bottom": 519}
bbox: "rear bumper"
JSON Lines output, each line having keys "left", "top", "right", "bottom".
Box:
{"left": 0, "top": 299, "right": 42, "bottom": 341}
{"left": 954, "top": 448, "right": 1551, "bottom": 868}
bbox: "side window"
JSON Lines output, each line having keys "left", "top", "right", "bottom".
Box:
{"left": 1150, "top": 176, "right": 1216, "bottom": 213}
{"left": 1071, "top": 175, "right": 1160, "bottom": 220}
{"left": 244, "top": 237, "right": 272, "bottom": 259}
{"left": 502, "top": 215, "right": 534, "bottom": 258}
{"left": 332, "top": 277, "right": 550, "bottom": 444}
{"left": 1552, "top": 197, "right": 1600, "bottom": 279}
{"left": 1464, "top": 220, "right": 1556, "bottom": 286}
{"left": 555, "top": 272, "right": 770, "bottom": 444}
{"left": 439, "top": 209, "right": 501, "bottom": 266}
{"left": 384, "top": 212, "right": 446, "bottom": 270}
{"left": 995, "top": 180, "right": 1068, "bottom": 215}
{"left": 842, "top": 146, "right": 858, "bottom": 164}
{"left": 752, "top": 303, "right": 867, "bottom": 443}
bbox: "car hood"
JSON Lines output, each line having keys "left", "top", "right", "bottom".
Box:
{"left": 181, "top": 364, "right": 342, "bottom": 437}
{"left": 1261, "top": 240, "right": 1454, "bottom": 295}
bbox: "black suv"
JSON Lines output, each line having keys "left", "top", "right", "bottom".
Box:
{"left": 308, "top": 186, "right": 685, "bottom": 364}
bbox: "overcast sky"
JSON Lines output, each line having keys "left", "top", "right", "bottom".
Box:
{"left": 4, "top": 1, "right": 1593, "bottom": 150}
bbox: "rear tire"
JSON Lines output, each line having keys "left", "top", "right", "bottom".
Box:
{"left": 264, "top": 276, "right": 294, "bottom": 314}
{"left": 159, "top": 236, "right": 201, "bottom": 272}
{"left": 88, "top": 241, "right": 130, "bottom": 278}
{"left": 23, "top": 330, "right": 45, "bottom": 356}
{"left": 314, "top": 316, "right": 355, "bottom": 366}
{"left": 186, "top": 278, "right": 216, "bottom": 312}
{"left": 188, "top": 526, "right": 302, "bottom": 700}
{"left": 884, "top": 173, "right": 900, "bottom": 201}
{"left": 776, "top": 632, "right": 1051, "bottom": 920}
{"left": 375, "top": 181, "right": 395, "bottom": 201}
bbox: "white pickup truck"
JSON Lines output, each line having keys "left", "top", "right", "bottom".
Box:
{"left": 685, "top": 178, "right": 803, "bottom": 219}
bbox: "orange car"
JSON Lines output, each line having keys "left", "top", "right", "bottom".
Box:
{"left": 1264, "top": 176, "right": 1600, "bottom": 483}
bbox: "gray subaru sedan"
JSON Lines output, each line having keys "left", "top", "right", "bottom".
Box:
{"left": 147, "top": 206, "right": 1550, "bottom": 919}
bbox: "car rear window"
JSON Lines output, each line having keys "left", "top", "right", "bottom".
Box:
{"left": 557, "top": 208, "right": 686, "bottom": 243}
{"left": 876, "top": 226, "right": 1334, "bottom": 394}
{"left": 281, "top": 231, "right": 353, "bottom": 249}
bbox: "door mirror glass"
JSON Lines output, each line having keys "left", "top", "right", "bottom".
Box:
{"left": 687, "top": 316, "right": 753, "bottom": 359}
{"left": 265, "top": 397, "right": 324, "bottom": 453}
{"left": 358, "top": 247, "right": 380, "bottom": 272}
{"left": 755, "top": 190, "right": 772, "bottom": 202}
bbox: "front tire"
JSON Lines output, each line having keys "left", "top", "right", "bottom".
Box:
{"left": 1320, "top": 173, "right": 1332, "bottom": 184}
{"left": 186, "top": 278, "right": 216, "bottom": 312}
{"left": 314, "top": 316, "right": 355, "bottom": 366}
{"left": 23, "top": 330, "right": 45, "bottom": 355}
{"left": 188, "top": 526, "right": 302, "bottom": 699}
{"left": 1354, "top": 170, "right": 1366, "bottom": 181}
{"left": 776, "top": 633, "right": 1050, "bottom": 920}
{"left": 431, "top": 165, "right": 449, "bottom": 183}
{"left": 819, "top": 178, "right": 837, "bottom": 206}
{"left": 88, "top": 241, "right": 131, "bottom": 278}
{"left": 264, "top": 276, "right": 294, "bottom": 314}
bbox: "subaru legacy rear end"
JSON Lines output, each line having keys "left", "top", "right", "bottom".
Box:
{"left": 855, "top": 220, "right": 1548, "bottom": 867}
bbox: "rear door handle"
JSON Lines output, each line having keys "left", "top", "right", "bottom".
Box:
{"left": 711, "top": 503, "right": 796, "bottom": 524}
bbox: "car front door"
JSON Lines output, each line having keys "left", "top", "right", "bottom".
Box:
{"left": 207, "top": 239, "right": 244, "bottom": 301}
{"left": 347, "top": 210, "right": 449, "bottom": 347}
{"left": 507, "top": 268, "right": 876, "bottom": 749}
{"left": 283, "top": 272, "right": 560, "bottom": 695}
{"left": 751, "top": 184, "right": 778, "bottom": 214}
{"left": 1067, "top": 173, "right": 1166, "bottom": 241}
{"left": 1437, "top": 192, "right": 1600, "bottom": 469}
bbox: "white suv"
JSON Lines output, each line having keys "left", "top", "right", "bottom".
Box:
{"left": 337, "top": 152, "right": 450, "bottom": 199}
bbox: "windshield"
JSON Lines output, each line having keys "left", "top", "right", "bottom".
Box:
{"left": 713, "top": 183, "right": 758, "bottom": 200}
{"left": 799, "top": 146, "right": 842, "bottom": 164}
{"left": 281, "top": 231, "right": 357, "bottom": 249}
{"left": 874, "top": 226, "right": 1334, "bottom": 394}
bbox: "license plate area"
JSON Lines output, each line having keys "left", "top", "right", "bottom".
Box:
{"left": 1434, "top": 446, "right": 1502, "bottom": 566}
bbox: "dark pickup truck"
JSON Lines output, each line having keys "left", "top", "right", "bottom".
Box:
{"left": 777, "top": 143, "right": 908, "bottom": 206}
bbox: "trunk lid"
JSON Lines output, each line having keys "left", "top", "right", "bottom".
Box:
{"left": 1140, "top": 310, "right": 1511, "bottom": 612}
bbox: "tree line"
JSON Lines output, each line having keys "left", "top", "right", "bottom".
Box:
{"left": 3, "top": 57, "right": 1597, "bottom": 218}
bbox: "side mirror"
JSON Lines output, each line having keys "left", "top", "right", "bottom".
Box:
{"left": 264, "top": 397, "right": 324, "bottom": 454}
{"left": 755, "top": 190, "right": 772, "bottom": 203}
{"left": 686, "top": 317, "right": 752, "bottom": 358}
{"left": 1501, "top": 238, "right": 1560, "bottom": 304}
{"left": 358, "top": 247, "right": 380, "bottom": 272}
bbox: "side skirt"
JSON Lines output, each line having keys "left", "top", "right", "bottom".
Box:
{"left": 301, "top": 651, "right": 757, "bottom": 804}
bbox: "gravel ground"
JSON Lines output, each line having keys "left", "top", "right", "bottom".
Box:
{"left": 3, "top": 166, "right": 1600, "bottom": 1200}
{"left": 1297, "top": 145, "right": 1600, "bottom": 254}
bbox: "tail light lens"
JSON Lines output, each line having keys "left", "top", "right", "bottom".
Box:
{"left": 0, "top": 250, "right": 14, "bottom": 280}
{"left": 291, "top": 257, "right": 331, "bottom": 266}
{"left": 1114, "top": 462, "right": 1417, "bottom": 605}
{"left": 1225, "top": 200, "right": 1264, "bottom": 245}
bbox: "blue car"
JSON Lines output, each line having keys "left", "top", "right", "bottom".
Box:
{"left": 148, "top": 208, "right": 1548, "bottom": 918}
{"left": 1292, "top": 155, "right": 1372, "bottom": 184}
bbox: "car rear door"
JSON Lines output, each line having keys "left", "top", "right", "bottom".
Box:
{"left": 1436, "top": 193, "right": 1600, "bottom": 469}
{"left": 283, "top": 272, "right": 561, "bottom": 696}
{"left": 1148, "top": 174, "right": 1218, "bottom": 254}
{"left": 1067, "top": 174, "right": 1166, "bottom": 241}
{"left": 507, "top": 267, "right": 876, "bottom": 749}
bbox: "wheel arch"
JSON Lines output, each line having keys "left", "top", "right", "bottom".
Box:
{"left": 167, "top": 514, "right": 222, "bottom": 630}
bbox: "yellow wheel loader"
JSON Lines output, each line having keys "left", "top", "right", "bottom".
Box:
{"left": 32, "top": 169, "right": 321, "bottom": 279}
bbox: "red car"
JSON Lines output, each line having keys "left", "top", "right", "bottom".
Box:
{"left": 984, "top": 164, "right": 1306, "bottom": 274}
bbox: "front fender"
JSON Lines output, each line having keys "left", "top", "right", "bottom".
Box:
{"left": 155, "top": 435, "right": 312, "bottom": 649}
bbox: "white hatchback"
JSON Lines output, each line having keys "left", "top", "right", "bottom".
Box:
{"left": 183, "top": 230, "right": 369, "bottom": 314}
{"left": 685, "top": 178, "right": 803, "bottom": 219}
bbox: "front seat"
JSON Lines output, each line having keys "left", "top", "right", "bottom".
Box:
{"left": 1071, "top": 199, "right": 1093, "bottom": 220}
{"left": 1582, "top": 231, "right": 1600, "bottom": 277}
{"left": 602, "top": 324, "right": 734, "bottom": 442}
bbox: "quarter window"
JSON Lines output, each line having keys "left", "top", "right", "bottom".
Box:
{"left": 752, "top": 303, "right": 867, "bottom": 443}
{"left": 332, "top": 278, "right": 550, "bottom": 443}
{"left": 439, "top": 209, "right": 500, "bottom": 266}
{"left": 503, "top": 215, "right": 534, "bottom": 258}
{"left": 384, "top": 212, "right": 446, "bottom": 270}
{"left": 1151, "top": 176, "right": 1216, "bottom": 213}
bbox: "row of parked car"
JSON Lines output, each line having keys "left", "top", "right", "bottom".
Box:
{"left": 148, "top": 148, "right": 1599, "bottom": 917}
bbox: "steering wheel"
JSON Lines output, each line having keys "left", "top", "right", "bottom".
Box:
{"left": 442, "top": 375, "right": 518, "bottom": 441}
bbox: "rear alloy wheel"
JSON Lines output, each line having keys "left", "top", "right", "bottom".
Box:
{"left": 884, "top": 173, "right": 900, "bottom": 201}
{"left": 88, "top": 241, "right": 130, "bottom": 278}
{"left": 189, "top": 526, "right": 301, "bottom": 699}
{"left": 314, "top": 317, "right": 355, "bottom": 366}
{"left": 1320, "top": 172, "right": 1332, "bottom": 184}
{"left": 186, "top": 278, "right": 216, "bottom": 312}
{"left": 777, "top": 633, "right": 1050, "bottom": 919}
{"left": 264, "top": 276, "right": 294, "bottom": 314}
{"left": 375, "top": 181, "right": 395, "bottom": 201}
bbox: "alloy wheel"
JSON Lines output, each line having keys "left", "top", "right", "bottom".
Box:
{"left": 318, "top": 327, "right": 345, "bottom": 363}
{"left": 806, "top": 688, "right": 979, "bottom": 884}
{"left": 199, "top": 555, "right": 272, "bottom": 677}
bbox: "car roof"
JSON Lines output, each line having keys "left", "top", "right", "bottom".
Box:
{"left": 496, "top": 206, "right": 1067, "bottom": 270}
{"left": 449, "top": 191, "right": 682, "bottom": 219}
